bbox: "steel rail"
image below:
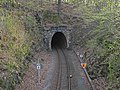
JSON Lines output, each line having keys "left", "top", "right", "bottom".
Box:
{"left": 55, "top": 48, "right": 71, "bottom": 90}
{"left": 72, "top": 49, "right": 96, "bottom": 90}
{"left": 61, "top": 49, "right": 71, "bottom": 90}
{"left": 55, "top": 48, "right": 62, "bottom": 90}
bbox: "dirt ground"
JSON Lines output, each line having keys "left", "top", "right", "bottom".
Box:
{"left": 74, "top": 46, "right": 107, "bottom": 90}
{"left": 15, "top": 48, "right": 107, "bottom": 90}
{"left": 16, "top": 51, "right": 52, "bottom": 90}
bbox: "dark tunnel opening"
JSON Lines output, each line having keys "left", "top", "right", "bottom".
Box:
{"left": 51, "top": 32, "right": 67, "bottom": 49}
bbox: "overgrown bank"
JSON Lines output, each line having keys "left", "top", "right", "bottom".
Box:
{"left": 71, "top": 1, "right": 120, "bottom": 89}
{"left": 0, "top": 10, "right": 29, "bottom": 90}
{"left": 0, "top": 1, "right": 43, "bottom": 89}
{"left": 0, "top": 0, "right": 120, "bottom": 90}
{"left": 0, "top": 0, "right": 63, "bottom": 89}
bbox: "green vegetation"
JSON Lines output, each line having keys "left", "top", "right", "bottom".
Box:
{"left": 0, "top": 0, "right": 120, "bottom": 90}
{"left": 68, "top": 0, "right": 120, "bottom": 89}
{"left": 0, "top": 8, "right": 31, "bottom": 89}
{"left": 43, "top": 10, "right": 62, "bottom": 25}
{"left": 0, "top": 0, "right": 46, "bottom": 88}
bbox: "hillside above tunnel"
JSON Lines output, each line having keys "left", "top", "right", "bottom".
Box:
{"left": 0, "top": 0, "right": 120, "bottom": 90}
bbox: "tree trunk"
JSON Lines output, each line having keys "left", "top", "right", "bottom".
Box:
{"left": 58, "top": 0, "right": 61, "bottom": 15}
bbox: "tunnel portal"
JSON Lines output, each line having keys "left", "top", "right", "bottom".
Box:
{"left": 51, "top": 32, "right": 67, "bottom": 49}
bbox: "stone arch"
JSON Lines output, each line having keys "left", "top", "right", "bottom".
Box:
{"left": 49, "top": 31, "right": 69, "bottom": 50}
{"left": 51, "top": 32, "right": 67, "bottom": 49}
{"left": 44, "top": 26, "right": 71, "bottom": 51}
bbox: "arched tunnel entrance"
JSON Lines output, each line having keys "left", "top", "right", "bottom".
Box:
{"left": 51, "top": 32, "right": 67, "bottom": 49}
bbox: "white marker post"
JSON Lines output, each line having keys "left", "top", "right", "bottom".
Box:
{"left": 36, "top": 59, "right": 41, "bottom": 84}
{"left": 79, "top": 54, "right": 95, "bottom": 90}
{"left": 77, "top": 52, "right": 79, "bottom": 56}
{"left": 79, "top": 54, "right": 87, "bottom": 68}
{"left": 79, "top": 54, "right": 83, "bottom": 58}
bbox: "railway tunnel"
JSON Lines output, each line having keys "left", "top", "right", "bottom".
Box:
{"left": 51, "top": 32, "right": 67, "bottom": 49}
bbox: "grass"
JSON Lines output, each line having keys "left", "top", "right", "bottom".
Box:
{"left": 0, "top": 8, "right": 31, "bottom": 89}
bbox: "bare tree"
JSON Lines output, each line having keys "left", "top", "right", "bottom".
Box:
{"left": 57, "top": 0, "right": 61, "bottom": 15}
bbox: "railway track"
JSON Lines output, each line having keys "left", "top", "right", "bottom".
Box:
{"left": 54, "top": 48, "right": 71, "bottom": 90}
{"left": 50, "top": 48, "right": 95, "bottom": 90}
